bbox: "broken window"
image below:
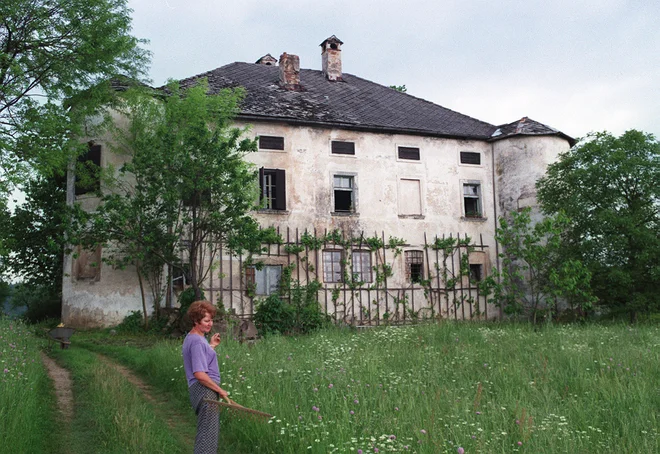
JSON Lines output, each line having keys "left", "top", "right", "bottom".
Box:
{"left": 398, "top": 146, "right": 420, "bottom": 160}
{"left": 258, "top": 136, "right": 284, "bottom": 150}
{"left": 333, "top": 175, "right": 355, "bottom": 213}
{"left": 460, "top": 151, "right": 481, "bottom": 165}
{"left": 75, "top": 143, "right": 101, "bottom": 195}
{"left": 399, "top": 178, "right": 422, "bottom": 216}
{"left": 246, "top": 265, "right": 282, "bottom": 295}
{"left": 469, "top": 264, "right": 483, "bottom": 283}
{"left": 331, "top": 141, "right": 355, "bottom": 155}
{"left": 73, "top": 245, "right": 102, "bottom": 280}
{"left": 463, "top": 183, "right": 482, "bottom": 217}
{"left": 259, "top": 168, "right": 286, "bottom": 210}
{"left": 323, "top": 250, "right": 344, "bottom": 283}
{"left": 351, "top": 251, "right": 372, "bottom": 283}
{"left": 405, "top": 250, "right": 424, "bottom": 283}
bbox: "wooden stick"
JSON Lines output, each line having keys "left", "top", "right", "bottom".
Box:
{"left": 204, "top": 398, "right": 273, "bottom": 419}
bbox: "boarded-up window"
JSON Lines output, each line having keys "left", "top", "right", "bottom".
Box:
{"left": 405, "top": 250, "right": 424, "bottom": 283}
{"left": 351, "top": 251, "right": 372, "bottom": 283}
{"left": 259, "top": 136, "right": 284, "bottom": 150}
{"left": 331, "top": 141, "right": 355, "bottom": 155}
{"left": 247, "top": 265, "right": 282, "bottom": 295}
{"left": 75, "top": 143, "right": 101, "bottom": 195}
{"left": 259, "top": 168, "right": 286, "bottom": 210}
{"left": 398, "top": 146, "right": 420, "bottom": 160}
{"left": 73, "top": 245, "right": 102, "bottom": 280}
{"left": 399, "top": 179, "right": 422, "bottom": 215}
{"left": 460, "top": 152, "right": 481, "bottom": 165}
{"left": 323, "top": 250, "right": 343, "bottom": 283}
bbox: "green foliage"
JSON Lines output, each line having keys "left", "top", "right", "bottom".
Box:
{"left": 537, "top": 130, "right": 660, "bottom": 320}
{"left": 0, "top": 0, "right": 149, "bottom": 195}
{"left": 389, "top": 84, "right": 407, "bottom": 93}
{"left": 479, "top": 208, "right": 596, "bottom": 323}
{"left": 115, "top": 310, "right": 169, "bottom": 334}
{"left": 253, "top": 294, "right": 295, "bottom": 335}
{"left": 177, "top": 287, "right": 205, "bottom": 316}
{"left": 10, "top": 283, "right": 61, "bottom": 322}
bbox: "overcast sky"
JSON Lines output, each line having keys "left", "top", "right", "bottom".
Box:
{"left": 128, "top": 0, "right": 659, "bottom": 139}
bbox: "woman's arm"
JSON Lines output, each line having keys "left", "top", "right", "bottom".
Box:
{"left": 193, "top": 371, "right": 229, "bottom": 400}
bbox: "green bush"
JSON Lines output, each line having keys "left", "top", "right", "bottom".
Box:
{"left": 10, "top": 284, "right": 61, "bottom": 323}
{"left": 253, "top": 294, "right": 295, "bottom": 335}
{"left": 115, "top": 310, "right": 169, "bottom": 334}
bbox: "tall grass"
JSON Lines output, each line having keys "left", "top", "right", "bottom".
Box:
{"left": 81, "top": 322, "right": 660, "bottom": 453}
{"left": 0, "top": 317, "right": 61, "bottom": 454}
{"left": 50, "top": 347, "right": 186, "bottom": 453}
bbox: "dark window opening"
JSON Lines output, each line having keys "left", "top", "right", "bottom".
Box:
{"left": 333, "top": 175, "right": 354, "bottom": 212}
{"left": 331, "top": 141, "right": 355, "bottom": 155}
{"left": 75, "top": 143, "right": 101, "bottom": 195}
{"left": 460, "top": 152, "right": 481, "bottom": 165}
{"left": 405, "top": 250, "right": 424, "bottom": 283}
{"left": 469, "top": 264, "right": 483, "bottom": 282}
{"left": 259, "top": 168, "right": 286, "bottom": 210}
{"left": 398, "top": 146, "right": 420, "bottom": 160}
{"left": 463, "top": 183, "right": 482, "bottom": 217}
{"left": 259, "top": 136, "right": 284, "bottom": 150}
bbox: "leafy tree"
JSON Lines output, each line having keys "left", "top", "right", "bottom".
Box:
{"left": 389, "top": 85, "right": 407, "bottom": 93}
{"left": 0, "top": 0, "right": 149, "bottom": 194}
{"left": 537, "top": 130, "right": 660, "bottom": 321}
{"left": 479, "top": 208, "right": 596, "bottom": 323}
{"left": 77, "top": 81, "right": 269, "bottom": 326}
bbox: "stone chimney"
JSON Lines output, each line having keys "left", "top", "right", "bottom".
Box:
{"left": 255, "top": 54, "right": 277, "bottom": 66}
{"left": 279, "top": 53, "right": 301, "bottom": 90}
{"left": 320, "top": 35, "right": 343, "bottom": 81}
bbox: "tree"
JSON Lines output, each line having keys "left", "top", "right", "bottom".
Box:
{"left": 479, "top": 208, "right": 596, "bottom": 323}
{"left": 389, "top": 85, "right": 407, "bottom": 93}
{"left": 77, "top": 81, "right": 271, "bottom": 326}
{"left": 0, "top": 0, "right": 149, "bottom": 194}
{"left": 537, "top": 130, "right": 660, "bottom": 321}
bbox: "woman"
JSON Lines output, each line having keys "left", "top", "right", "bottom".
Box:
{"left": 182, "top": 300, "right": 229, "bottom": 454}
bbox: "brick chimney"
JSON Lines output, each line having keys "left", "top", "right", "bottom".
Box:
{"left": 279, "top": 53, "right": 301, "bottom": 90}
{"left": 320, "top": 35, "right": 343, "bottom": 81}
{"left": 255, "top": 54, "right": 277, "bottom": 66}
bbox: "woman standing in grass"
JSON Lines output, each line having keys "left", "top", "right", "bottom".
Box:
{"left": 183, "top": 300, "right": 229, "bottom": 454}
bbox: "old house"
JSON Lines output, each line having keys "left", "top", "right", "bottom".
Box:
{"left": 63, "top": 36, "right": 574, "bottom": 327}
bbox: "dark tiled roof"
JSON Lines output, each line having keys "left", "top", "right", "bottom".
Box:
{"left": 491, "top": 117, "right": 575, "bottom": 146}
{"left": 175, "top": 62, "right": 498, "bottom": 140}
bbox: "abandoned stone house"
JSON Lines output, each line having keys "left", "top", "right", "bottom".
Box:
{"left": 62, "top": 35, "right": 575, "bottom": 328}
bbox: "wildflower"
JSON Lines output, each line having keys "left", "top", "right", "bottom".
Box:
{"left": 458, "top": 448, "right": 465, "bottom": 454}
{"left": 298, "top": 416, "right": 302, "bottom": 420}
{"left": 395, "top": 407, "right": 399, "bottom": 411}
{"left": 328, "top": 383, "right": 334, "bottom": 389}
{"left": 354, "top": 399, "right": 359, "bottom": 404}
{"left": 358, "top": 450, "right": 363, "bottom": 454}
{"left": 313, "top": 387, "right": 318, "bottom": 392}
{"left": 518, "top": 441, "right": 523, "bottom": 446}
{"left": 374, "top": 448, "right": 379, "bottom": 453}
{"left": 3, "top": 369, "right": 8, "bottom": 373}
{"left": 420, "top": 429, "right": 427, "bottom": 434}
{"left": 389, "top": 435, "right": 396, "bottom": 440}
{"left": 515, "top": 420, "right": 520, "bottom": 425}
{"left": 312, "top": 406, "right": 319, "bottom": 412}
{"left": 225, "top": 355, "right": 230, "bottom": 359}
{"left": 475, "top": 411, "right": 481, "bottom": 415}
{"left": 318, "top": 415, "right": 322, "bottom": 421}
{"left": 350, "top": 410, "right": 355, "bottom": 415}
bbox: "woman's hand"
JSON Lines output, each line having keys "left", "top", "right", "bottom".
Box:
{"left": 209, "top": 333, "right": 221, "bottom": 349}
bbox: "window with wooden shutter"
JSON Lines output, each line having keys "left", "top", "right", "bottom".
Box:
{"left": 398, "top": 146, "right": 420, "bottom": 160}
{"left": 259, "top": 136, "right": 284, "bottom": 150}
{"left": 331, "top": 141, "right": 355, "bottom": 155}
{"left": 259, "top": 168, "right": 287, "bottom": 210}
{"left": 460, "top": 152, "right": 481, "bottom": 165}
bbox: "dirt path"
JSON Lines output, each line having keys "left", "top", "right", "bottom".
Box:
{"left": 40, "top": 351, "right": 74, "bottom": 423}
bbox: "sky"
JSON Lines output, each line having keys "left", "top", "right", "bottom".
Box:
{"left": 127, "top": 0, "right": 660, "bottom": 140}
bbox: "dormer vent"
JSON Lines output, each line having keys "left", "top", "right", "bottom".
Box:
{"left": 320, "top": 35, "right": 343, "bottom": 81}
{"left": 255, "top": 54, "right": 278, "bottom": 66}
{"left": 279, "top": 53, "right": 301, "bottom": 90}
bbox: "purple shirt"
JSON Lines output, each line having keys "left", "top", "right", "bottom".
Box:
{"left": 182, "top": 333, "right": 221, "bottom": 387}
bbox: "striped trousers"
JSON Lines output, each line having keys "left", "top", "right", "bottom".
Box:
{"left": 189, "top": 381, "right": 220, "bottom": 454}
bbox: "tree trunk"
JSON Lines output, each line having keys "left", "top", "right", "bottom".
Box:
{"left": 136, "top": 262, "right": 149, "bottom": 330}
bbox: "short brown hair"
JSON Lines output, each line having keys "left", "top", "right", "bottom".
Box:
{"left": 187, "top": 300, "right": 217, "bottom": 325}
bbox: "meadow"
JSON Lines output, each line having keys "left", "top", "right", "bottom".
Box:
{"left": 2, "top": 318, "right": 659, "bottom": 453}
{"left": 79, "top": 321, "right": 659, "bottom": 453}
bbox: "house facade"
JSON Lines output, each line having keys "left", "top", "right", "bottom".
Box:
{"left": 62, "top": 36, "right": 573, "bottom": 328}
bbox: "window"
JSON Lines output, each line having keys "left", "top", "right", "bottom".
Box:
{"left": 460, "top": 151, "right": 481, "bottom": 165}
{"left": 399, "top": 178, "right": 422, "bottom": 216}
{"left": 259, "top": 168, "right": 286, "bottom": 210}
{"left": 246, "top": 265, "right": 282, "bottom": 295}
{"left": 351, "top": 251, "right": 372, "bottom": 283}
{"left": 258, "top": 136, "right": 284, "bottom": 150}
{"left": 463, "top": 183, "right": 482, "bottom": 217}
{"left": 398, "top": 146, "right": 420, "bottom": 160}
{"left": 469, "top": 264, "right": 483, "bottom": 283}
{"left": 331, "top": 141, "right": 355, "bottom": 155}
{"left": 73, "top": 245, "right": 102, "bottom": 280}
{"left": 75, "top": 143, "right": 101, "bottom": 195}
{"left": 333, "top": 175, "right": 355, "bottom": 212}
{"left": 405, "top": 250, "right": 424, "bottom": 283}
{"left": 323, "top": 250, "right": 343, "bottom": 283}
